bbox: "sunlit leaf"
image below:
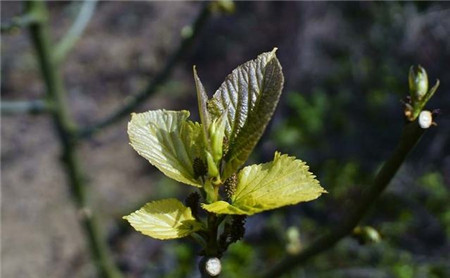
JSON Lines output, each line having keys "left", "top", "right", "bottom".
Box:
{"left": 124, "top": 198, "right": 204, "bottom": 240}
{"left": 202, "top": 152, "right": 326, "bottom": 215}
{"left": 193, "top": 66, "right": 211, "bottom": 140}
{"left": 208, "top": 48, "right": 284, "bottom": 178}
{"left": 128, "top": 110, "right": 204, "bottom": 187}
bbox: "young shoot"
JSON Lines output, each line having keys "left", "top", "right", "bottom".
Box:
{"left": 123, "top": 49, "right": 326, "bottom": 276}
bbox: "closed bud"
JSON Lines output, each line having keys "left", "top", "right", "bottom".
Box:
{"left": 209, "top": 0, "right": 236, "bottom": 14}
{"left": 180, "top": 25, "right": 193, "bottom": 39}
{"left": 286, "top": 226, "right": 302, "bottom": 255}
{"left": 206, "top": 151, "right": 219, "bottom": 178}
{"left": 209, "top": 115, "right": 226, "bottom": 163}
{"left": 353, "top": 226, "right": 381, "bottom": 244}
{"left": 418, "top": 110, "right": 433, "bottom": 129}
{"left": 403, "top": 102, "right": 414, "bottom": 121}
{"left": 409, "top": 65, "right": 428, "bottom": 101}
{"left": 199, "top": 257, "right": 221, "bottom": 277}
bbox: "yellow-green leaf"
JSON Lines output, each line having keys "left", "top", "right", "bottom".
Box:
{"left": 124, "top": 199, "right": 204, "bottom": 240}
{"left": 128, "top": 110, "right": 204, "bottom": 187}
{"left": 202, "top": 152, "right": 326, "bottom": 215}
{"left": 208, "top": 48, "right": 284, "bottom": 178}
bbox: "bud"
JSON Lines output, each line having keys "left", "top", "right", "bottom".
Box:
{"left": 409, "top": 65, "right": 428, "bottom": 101}
{"left": 286, "top": 226, "right": 302, "bottom": 255}
{"left": 206, "top": 151, "right": 219, "bottom": 178}
{"left": 205, "top": 257, "right": 221, "bottom": 276}
{"left": 209, "top": 0, "right": 236, "bottom": 14}
{"left": 200, "top": 257, "right": 222, "bottom": 277}
{"left": 180, "top": 25, "right": 193, "bottom": 39}
{"left": 353, "top": 226, "right": 381, "bottom": 244}
{"left": 403, "top": 102, "right": 414, "bottom": 121}
{"left": 418, "top": 110, "right": 433, "bottom": 129}
{"left": 209, "top": 115, "right": 226, "bottom": 163}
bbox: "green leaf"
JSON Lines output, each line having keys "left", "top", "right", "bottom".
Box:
{"left": 193, "top": 66, "right": 211, "bottom": 139}
{"left": 124, "top": 198, "right": 204, "bottom": 240}
{"left": 202, "top": 152, "right": 326, "bottom": 215}
{"left": 128, "top": 110, "right": 204, "bottom": 187}
{"left": 208, "top": 48, "right": 284, "bottom": 178}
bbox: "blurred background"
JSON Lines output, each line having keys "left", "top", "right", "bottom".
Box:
{"left": 1, "top": 1, "right": 449, "bottom": 277}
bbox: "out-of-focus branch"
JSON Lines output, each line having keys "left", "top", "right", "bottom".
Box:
{"left": 260, "top": 120, "right": 427, "bottom": 278}
{"left": 25, "top": 1, "right": 121, "bottom": 277}
{"left": 1, "top": 12, "right": 43, "bottom": 34}
{"left": 53, "top": 0, "right": 98, "bottom": 64}
{"left": 1, "top": 99, "right": 51, "bottom": 115}
{"left": 76, "top": 3, "right": 211, "bottom": 140}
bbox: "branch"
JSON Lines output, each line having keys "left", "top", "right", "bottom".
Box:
{"left": 76, "top": 3, "right": 211, "bottom": 140}
{"left": 261, "top": 120, "right": 427, "bottom": 278}
{"left": 25, "top": 1, "right": 121, "bottom": 277}
{"left": 53, "top": 0, "right": 98, "bottom": 64}
{"left": 1, "top": 99, "right": 51, "bottom": 115}
{"left": 1, "top": 12, "right": 42, "bottom": 34}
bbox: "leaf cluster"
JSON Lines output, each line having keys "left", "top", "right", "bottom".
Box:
{"left": 124, "top": 49, "right": 325, "bottom": 257}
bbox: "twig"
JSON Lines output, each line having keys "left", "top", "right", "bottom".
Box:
{"left": 1, "top": 12, "right": 43, "bottom": 34}
{"left": 25, "top": 1, "right": 121, "bottom": 277}
{"left": 76, "top": 2, "right": 211, "bottom": 140}
{"left": 53, "top": 0, "right": 98, "bottom": 64}
{"left": 260, "top": 120, "right": 426, "bottom": 278}
{"left": 1, "top": 99, "right": 51, "bottom": 114}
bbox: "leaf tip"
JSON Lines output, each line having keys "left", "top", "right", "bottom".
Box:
{"left": 269, "top": 47, "right": 278, "bottom": 59}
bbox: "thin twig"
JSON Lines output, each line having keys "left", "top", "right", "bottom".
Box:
{"left": 1, "top": 99, "right": 51, "bottom": 115}
{"left": 25, "top": 1, "right": 122, "bottom": 277}
{"left": 260, "top": 120, "right": 426, "bottom": 278}
{"left": 53, "top": 0, "right": 98, "bottom": 64}
{"left": 76, "top": 3, "right": 211, "bottom": 140}
{"left": 1, "top": 12, "right": 42, "bottom": 34}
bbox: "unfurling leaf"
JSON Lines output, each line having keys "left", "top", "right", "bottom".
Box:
{"left": 202, "top": 152, "right": 326, "bottom": 215}
{"left": 128, "top": 110, "right": 204, "bottom": 187}
{"left": 194, "top": 68, "right": 225, "bottom": 180}
{"left": 208, "top": 114, "right": 227, "bottom": 163}
{"left": 124, "top": 198, "right": 204, "bottom": 240}
{"left": 193, "top": 66, "right": 211, "bottom": 141}
{"left": 208, "top": 48, "right": 284, "bottom": 178}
